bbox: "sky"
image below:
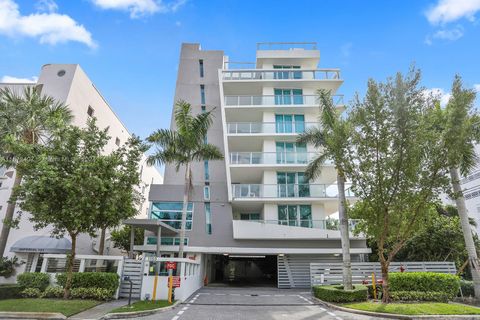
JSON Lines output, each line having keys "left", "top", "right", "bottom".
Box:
{"left": 0, "top": 0, "right": 480, "bottom": 141}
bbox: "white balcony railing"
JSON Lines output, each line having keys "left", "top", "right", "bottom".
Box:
{"left": 230, "top": 152, "right": 332, "bottom": 165}
{"left": 224, "top": 94, "right": 344, "bottom": 106}
{"left": 227, "top": 122, "right": 318, "bottom": 134}
{"left": 232, "top": 184, "right": 354, "bottom": 199}
{"left": 222, "top": 69, "right": 341, "bottom": 81}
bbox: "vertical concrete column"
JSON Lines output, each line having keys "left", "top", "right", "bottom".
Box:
{"left": 129, "top": 226, "right": 135, "bottom": 259}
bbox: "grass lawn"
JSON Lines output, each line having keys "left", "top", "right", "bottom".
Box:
{"left": 343, "top": 301, "right": 480, "bottom": 315}
{"left": 0, "top": 299, "right": 99, "bottom": 317}
{"left": 111, "top": 300, "right": 174, "bottom": 313}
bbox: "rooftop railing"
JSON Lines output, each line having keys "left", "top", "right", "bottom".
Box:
{"left": 232, "top": 183, "right": 354, "bottom": 199}
{"left": 226, "top": 122, "right": 319, "bottom": 134}
{"left": 222, "top": 69, "right": 340, "bottom": 81}
{"left": 224, "top": 94, "right": 344, "bottom": 106}
{"left": 256, "top": 42, "right": 317, "bottom": 50}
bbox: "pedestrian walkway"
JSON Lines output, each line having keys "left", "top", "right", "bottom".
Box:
{"left": 69, "top": 299, "right": 130, "bottom": 320}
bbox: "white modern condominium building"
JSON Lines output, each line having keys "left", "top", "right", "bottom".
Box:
{"left": 0, "top": 64, "right": 163, "bottom": 263}
{"left": 133, "top": 43, "right": 370, "bottom": 288}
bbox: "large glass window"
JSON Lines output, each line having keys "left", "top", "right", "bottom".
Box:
{"left": 150, "top": 202, "right": 194, "bottom": 230}
{"left": 275, "top": 114, "right": 305, "bottom": 133}
{"left": 277, "top": 172, "right": 310, "bottom": 197}
{"left": 240, "top": 213, "right": 260, "bottom": 220}
{"left": 147, "top": 236, "right": 188, "bottom": 245}
{"left": 200, "top": 85, "right": 206, "bottom": 104}
{"left": 199, "top": 59, "right": 204, "bottom": 78}
{"left": 276, "top": 142, "right": 307, "bottom": 164}
{"left": 278, "top": 205, "right": 312, "bottom": 227}
{"left": 274, "top": 89, "right": 303, "bottom": 105}
{"left": 205, "top": 203, "right": 212, "bottom": 234}
{"left": 273, "top": 65, "right": 302, "bottom": 79}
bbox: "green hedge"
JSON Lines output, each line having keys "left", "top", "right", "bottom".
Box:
{"left": 42, "top": 286, "right": 64, "bottom": 298}
{"left": 21, "top": 288, "right": 42, "bottom": 298}
{"left": 17, "top": 272, "right": 50, "bottom": 291}
{"left": 70, "top": 287, "right": 115, "bottom": 300}
{"left": 56, "top": 272, "right": 119, "bottom": 292}
{"left": 313, "top": 285, "right": 368, "bottom": 303}
{"left": 0, "top": 284, "right": 22, "bottom": 300}
{"left": 460, "top": 280, "right": 474, "bottom": 297}
{"left": 389, "top": 272, "right": 460, "bottom": 300}
{"left": 390, "top": 290, "right": 450, "bottom": 302}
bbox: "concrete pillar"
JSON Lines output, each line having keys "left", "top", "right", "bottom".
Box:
{"left": 129, "top": 226, "right": 135, "bottom": 259}
{"left": 156, "top": 226, "right": 161, "bottom": 275}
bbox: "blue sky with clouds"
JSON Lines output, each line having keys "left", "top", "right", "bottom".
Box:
{"left": 0, "top": 0, "right": 479, "bottom": 139}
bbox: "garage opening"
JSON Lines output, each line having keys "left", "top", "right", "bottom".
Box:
{"left": 210, "top": 254, "right": 277, "bottom": 287}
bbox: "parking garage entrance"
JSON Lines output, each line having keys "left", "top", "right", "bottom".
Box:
{"left": 210, "top": 255, "right": 277, "bottom": 287}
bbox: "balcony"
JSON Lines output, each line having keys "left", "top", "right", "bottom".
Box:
{"left": 231, "top": 183, "right": 354, "bottom": 200}
{"left": 222, "top": 69, "right": 341, "bottom": 81}
{"left": 224, "top": 94, "right": 344, "bottom": 107}
{"left": 227, "top": 122, "right": 318, "bottom": 135}
{"left": 229, "top": 152, "right": 333, "bottom": 166}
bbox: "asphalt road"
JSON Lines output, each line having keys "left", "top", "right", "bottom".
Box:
{"left": 139, "top": 287, "right": 385, "bottom": 320}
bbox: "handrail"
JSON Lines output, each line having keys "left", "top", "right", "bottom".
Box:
{"left": 226, "top": 122, "right": 319, "bottom": 134}
{"left": 229, "top": 152, "right": 333, "bottom": 165}
{"left": 231, "top": 183, "right": 354, "bottom": 198}
{"left": 222, "top": 69, "right": 341, "bottom": 80}
{"left": 255, "top": 219, "right": 360, "bottom": 230}
{"left": 256, "top": 42, "right": 317, "bottom": 50}
{"left": 224, "top": 94, "right": 344, "bottom": 106}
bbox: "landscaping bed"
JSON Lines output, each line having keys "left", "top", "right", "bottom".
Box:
{"left": 110, "top": 300, "right": 174, "bottom": 313}
{"left": 342, "top": 301, "right": 480, "bottom": 315}
{"left": 0, "top": 298, "right": 100, "bottom": 317}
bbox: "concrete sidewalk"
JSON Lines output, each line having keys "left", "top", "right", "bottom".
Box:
{"left": 69, "top": 299, "right": 131, "bottom": 320}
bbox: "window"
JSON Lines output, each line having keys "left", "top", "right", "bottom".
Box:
{"left": 276, "top": 142, "right": 307, "bottom": 164}
{"left": 147, "top": 236, "right": 188, "bottom": 245}
{"left": 277, "top": 172, "right": 310, "bottom": 197}
{"left": 205, "top": 203, "right": 212, "bottom": 234}
{"left": 201, "top": 105, "right": 206, "bottom": 112}
{"left": 115, "top": 137, "right": 120, "bottom": 146}
{"left": 203, "top": 186, "right": 210, "bottom": 200}
{"left": 150, "top": 202, "right": 194, "bottom": 230}
{"left": 87, "top": 106, "right": 94, "bottom": 117}
{"left": 199, "top": 60, "right": 204, "bottom": 78}
{"left": 275, "top": 114, "right": 305, "bottom": 133}
{"left": 240, "top": 213, "right": 260, "bottom": 221}
{"left": 273, "top": 65, "right": 302, "bottom": 79}
{"left": 0, "top": 182, "right": 2, "bottom": 188}
{"left": 204, "top": 160, "right": 209, "bottom": 181}
{"left": 274, "top": 89, "right": 303, "bottom": 105}
{"left": 200, "top": 85, "right": 206, "bottom": 105}
{"left": 278, "top": 205, "right": 312, "bottom": 227}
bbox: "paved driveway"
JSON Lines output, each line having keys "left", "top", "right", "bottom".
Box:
{"left": 139, "top": 287, "right": 385, "bottom": 320}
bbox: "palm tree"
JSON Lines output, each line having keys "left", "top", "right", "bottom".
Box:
{"left": 0, "top": 86, "right": 72, "bottom": 257}
{"left": 147, "top": 100, "right": 224, "bottom": 258}
{"left": 297, "top": 89, "right": 353, "bottom": 290}
{"left": 441, "top": 75, "right": 480, "bottom": 297}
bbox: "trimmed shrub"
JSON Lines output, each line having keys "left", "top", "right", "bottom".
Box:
{"left": 389, "top": 272, "right": 460, "bottom": 300}
{"left": 42, "top": 286, "right": 64, "bottom": 298}
{"left": 0, "top": 284, "right": 22, "bottom": 300}
{"left": 366, "top": 284, "right": 383, "bottom": 299}
{"left": 313, "top": 285, "right": 368, "bottom": 303}
{"left": 459, "top": 280, "right": 474, "bottom": 297}
{"left": 390, "top": 290, "right": 450, "bottom": 302}
{"left": 17, "top": 272, "right": 50, "bottom": 291}
{"left": 56, "top": 272, "right": 119, "bottom": 293}
{"left": 70, "top": 287, "right": 115, "bottom": 300}
{"left": 21, "top": 288, "right": 42, "bottom": 298}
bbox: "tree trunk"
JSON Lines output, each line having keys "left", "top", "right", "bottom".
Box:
{"left": 450, "top": 167, "right": 480, "bottom": 297}
{"left": 381, "top": 259, "right": 390, "bottom": 303}
{"left": 337, "top": 171, "right": 353, "bottom": 290}
{"left": 178, "top": 163, "right": 191, "bottom": 259}
{"left": 63, "top": 233, "right": 77, "bottom": 299}
{"left": 0, "top": 171, "right": 22, "bottom": 257}
{"left": 98, "top": 228, "right": 106, "bottom": 255}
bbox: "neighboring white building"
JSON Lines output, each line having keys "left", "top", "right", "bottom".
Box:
{"left": 0, "top": 64, "right": 162, "bottom": 274}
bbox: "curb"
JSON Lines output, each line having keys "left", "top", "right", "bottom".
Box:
{"left": 0, "top": 312, "right": 66, "bottom": 319}
{"left": 312, "top": 297, "right": 480, "bottom": 320}
{"left": 101, "top": 300, "right": 181, "bottom": 319}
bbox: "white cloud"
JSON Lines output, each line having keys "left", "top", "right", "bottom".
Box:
{"left": 91, "top": 0, "right": 186, "bottom": 18}
{"left": 426, "top": 0, "right": 480, "bottom": 25}
{"left": 0, "top": 0, "right": 96, "bottom": 48}
{"left": 424, "top": 88, "right": 451, "bottom": 107}
{"left": 474, "top": 84, "right": 480, "bottom": 92}
{"left": 1, "top": 75, "right": 38, "bottom": 83}
{"left": 426, "top": 25, "right": 464, "bottom": 44}
{"left": 35, "top": 0, "right": 58, "bottom": 13}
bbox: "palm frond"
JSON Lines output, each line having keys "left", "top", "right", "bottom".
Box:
{"left": 304, "top": 152, "right": 330, "bottom": 181}
{"left": 297, "top": 127, "right": 325, "bottom": 148}
{"left": 192, "top": 143, "right": 224, "bottom": 162}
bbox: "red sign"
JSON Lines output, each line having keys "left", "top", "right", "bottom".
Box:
{"left": 166, "top": 262, "right": 177, "bottom": 270}
{"left": 167, "top": 276, "right": 181, "bottom": 288}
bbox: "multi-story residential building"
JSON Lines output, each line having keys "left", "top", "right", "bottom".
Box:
{"left": 132, "top": 43, "right": 370, "bottom": 288}
{"left": 0, "top": 64, "right": 163, "bottom": 268}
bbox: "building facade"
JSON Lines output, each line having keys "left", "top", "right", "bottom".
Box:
{"left": 135, "top": 43, "right": 370, "bottom": 288}
{"left": 0, "top": 64, "right": 163, "bottom": 269}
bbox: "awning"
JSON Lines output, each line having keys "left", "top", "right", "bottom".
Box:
{"left": 10, "top": 236, "right": 71, "bottom": 254}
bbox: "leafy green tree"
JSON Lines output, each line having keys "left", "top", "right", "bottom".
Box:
{"left": 0, "top": 87, "right": 72, "bottom": 257}
{"left": 111, "top": 225, "right": 145, "bottom": 253}
{"left": 439, "top": 75, "right": 480, "bottom": 296}
{"left": 147, "top": 100, "right": 224, "bottom": 258}
{"left": 12, "top": 119, "right": 111, "bottom": 298}
{"left": 93, "top": 136, "right": 148, "bottom": 255}
{"left": 347, "top": 69, "right": 448, "bottom": 302}
{"left": 298, "top": 89, "right": 353, "bottom": 290}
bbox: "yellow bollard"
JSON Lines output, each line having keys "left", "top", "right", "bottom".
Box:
{"left": 372, "top": 273, "right": 377, "bottom": 300}
{"left": 168, "top": 275, "right": 173, "bottom": 303}
{"left": 152, "top": 275, "right": 158, "bottom": 301}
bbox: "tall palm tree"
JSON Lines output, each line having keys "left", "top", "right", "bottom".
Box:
{"left": 0, "top": 86, "right": 72, "bottom": 257}
{"left": 147, "top": 100, "right": 224, "bottom": 258}
{"left": 297, "top": 89, "right": 353, "bottom": 290}
{"left": 441, "top": 75, "right": 480, "bottom": 297}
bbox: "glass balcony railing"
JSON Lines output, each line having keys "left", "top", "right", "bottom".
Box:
{"left": 224, "top": 94, "right": 344, "bottom": 106}
{"left": 247, "top": 219, "right": 360, "bottom": 231}
{"left": 222, "top": 69, "right": 341, "bottom": 81}
{"left": 231, "top": 184, "right": 354, "bottom": 199}
{"left": 229, "top": 152, "right": 333, "bottom": 165}
{"left": 227, "top": 122, "right": 319, "bottom": 134}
